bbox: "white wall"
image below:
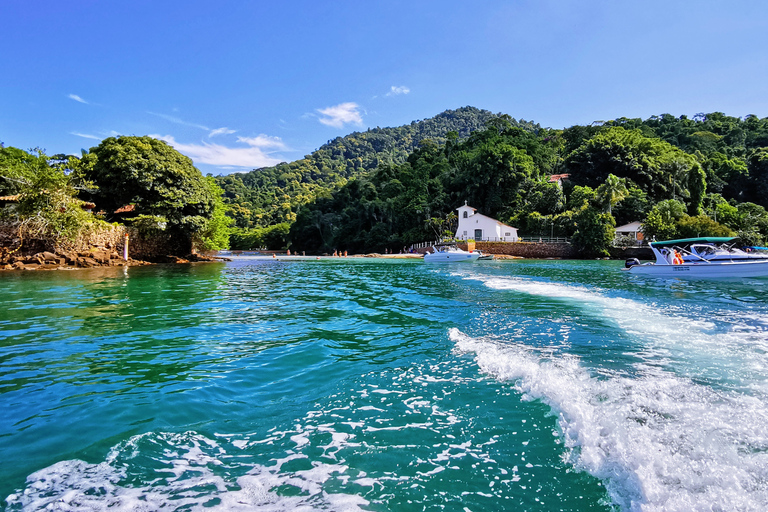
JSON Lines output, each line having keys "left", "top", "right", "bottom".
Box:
{"left": 455, "top": 205, "right": 518, "bottom": 242}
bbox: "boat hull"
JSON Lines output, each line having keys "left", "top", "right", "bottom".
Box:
{"left": 626, "top": 260, "right": 768, "bottom": 278}
{"left": 423, "top": 252, "right": 481, "bottom": 263}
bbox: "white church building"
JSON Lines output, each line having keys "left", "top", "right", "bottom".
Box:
{"left": 455, "top": 203, "right": 518, "bottom": 242}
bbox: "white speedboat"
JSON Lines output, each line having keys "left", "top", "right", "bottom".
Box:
{"left": 476, "top": 251, "right": 495, "bottom": 261}
{"left": 623, "top": 237, "right": 768, "bottom": 278}
{"left": 423, "top": 243, "right": 481, "bottom": 263}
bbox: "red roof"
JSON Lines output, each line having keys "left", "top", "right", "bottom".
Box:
{"left": 548, "top": 174, "right": 570, "bottom": 182}
{"left": 114, "top": 204, "right": 136, "bottom": 214}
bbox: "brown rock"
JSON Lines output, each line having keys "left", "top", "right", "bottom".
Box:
{"left": 76, "top": 257, "right": 97, "bottom": 267}
{"left": 90, "top": 249, "right": 109, "bottom": 264}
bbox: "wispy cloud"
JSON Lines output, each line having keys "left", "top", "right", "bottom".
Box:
{"left": 386, "top": 85, "right": 410, "bottom": 96}
{"left": 209, "top": 127, "right": 236, "bottom": 137}
{"left": 147, "top": 111, "right": 210, "bottom": 131}
{"left": 68, "top": 94, "right": 89, "bottom": 104}
{"left": 317, "top": 102, "right": 363, "bottom": 128}
{"left": 70, "top": 132, "right": 101, "bottom": 140}
{"left": 155, "top": 134, "right": 286, "bottom": 168}
{"left": 236, "top": 134, "right": 286, "bottom": 150}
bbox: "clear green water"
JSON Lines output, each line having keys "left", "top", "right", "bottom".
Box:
{"left": 2, "top": 258, "right": 768, "bottom": 511}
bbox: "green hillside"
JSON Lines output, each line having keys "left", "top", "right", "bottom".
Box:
{"left": 279, "top": 111, "right": 768, "bottom": 256}
{"left": 214, "top": 107, "right": 540, "bottom": 228}
{"left": 5, "top": 107, "right": 768, "bottom": 258}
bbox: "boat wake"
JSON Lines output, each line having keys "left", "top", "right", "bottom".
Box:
{"left": 451, "top": 328, "right": 768, "bottom": 511}
{"left": 460, "top": 272, "right": 768, "bottom": 395}
{"left": 5, "top": 359, "right": 586, "bottom": 511}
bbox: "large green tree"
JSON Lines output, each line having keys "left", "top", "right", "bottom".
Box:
{"left": 641, "top": 199, "right": 687, "bottom": 241}
{"left": 0, "top": 147, "right": 97, "bottom": 249}
{"left": 745, "top": 148, "right": 768, "bottom": 207}
{"left": 83, "top": 136, "right": 221, "bottom": 251}
{"left": 595, "top": 174, "right": 628, "bottom": 214}
{"left": 564, "top": 127, "right": 701, "bottom": 205}
{"left": 570, "top": 207, "right": 615, "bottom": 258}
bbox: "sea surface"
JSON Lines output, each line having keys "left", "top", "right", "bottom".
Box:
{"left": 1, "top": 257, "right": 768, "bottom": 511}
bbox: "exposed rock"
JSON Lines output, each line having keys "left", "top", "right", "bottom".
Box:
{"left": 0, "top": 238, "right": 216, "bottom": 271}
{"left": 91, "top": 249, "right": 110, "bottom": 264}
{"left": 184, "top": 253, "right": 231, "bottom": 262}
{"left": 73, "top": 257, "right": 96, "bottom": 268}
{"left": 161, "top": 255, "right": 190, "bottom": 264}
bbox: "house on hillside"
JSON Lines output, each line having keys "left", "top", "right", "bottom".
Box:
{"left": 548, "top": 174, "right": 570, "bottom": 188}
{"left": 615, "top": 221, "right": 644, "bottom": 244}
{"left": 455, "top": 202, "right": 518, "bottom": 242}
{"left": 0, "top": 195, "right": 20, "bottom": 207}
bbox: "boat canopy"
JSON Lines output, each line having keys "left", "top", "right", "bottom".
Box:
{"left": 650, "top": 237, "right": 738, "bottom": 248}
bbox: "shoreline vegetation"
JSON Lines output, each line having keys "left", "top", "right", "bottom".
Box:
{"left": 3, "top": 107, "right": 768, "bottom": 263}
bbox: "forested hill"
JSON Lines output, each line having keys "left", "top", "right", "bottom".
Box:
{"left": 214, "top": 107, "right": 540, "bottom": 228}
{"left": 283, "top": 111, "right": 768, "bottom": 256}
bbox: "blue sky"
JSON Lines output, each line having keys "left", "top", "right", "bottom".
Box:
{"left": 2, "top": 1, "right": 767, "bottom": 175}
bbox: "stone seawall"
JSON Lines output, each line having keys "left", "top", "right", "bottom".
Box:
{"left": 0, "top": 222, "right": 189, "bottom": 262}
{"left": 461, "top": 241, "right": 578, "bottom": 259}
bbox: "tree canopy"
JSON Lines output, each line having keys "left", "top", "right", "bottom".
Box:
{"left": 280, "top": 111, "right": 768, "bottom": 255}
{"left": 6, "top": 108, "right": 768, "bottom": 257}
{"left": 82, "top": 136, "right": 228, "bottom": 250}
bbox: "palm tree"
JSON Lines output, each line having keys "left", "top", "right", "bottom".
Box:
{"left": 596, "top": 174, "right": 628, "bottom": 214}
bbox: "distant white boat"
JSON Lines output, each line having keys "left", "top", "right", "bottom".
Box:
{"left": 623, "top": 237, "right": 768, "bottom": 278}
{"left": 423, "top": 243, "right": 481, "bottom": 263}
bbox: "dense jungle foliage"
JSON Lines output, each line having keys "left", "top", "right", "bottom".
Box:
{"left": 277, "top": 110, "right": 768, "bottom": 256}
{"left": 4, "top": 108, "right": 768, "bottom": 258}
{"left": 0, "top": 137, "right": 231, "bottom": 254}
{"left": 214, "top": 107, "right": 539, "bottom": 229}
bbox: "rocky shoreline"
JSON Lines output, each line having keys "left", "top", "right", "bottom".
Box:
{"left": 0, "top": 247, "right": 229, "bottom": 271}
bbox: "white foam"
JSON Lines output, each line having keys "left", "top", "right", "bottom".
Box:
{"left": 6, "top": 432, "right": 370, "bottom": 512}
{"left": 464, "top": 273, "right": 768, "bottom": 395}
{"left": 451, "top": 328, "right": 768, "bottom": 511}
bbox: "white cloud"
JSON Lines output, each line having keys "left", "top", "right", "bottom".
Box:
{"left": 236, "top": 134, "right": 286, "bottom": 150}
{"left": 386, "top": 86, "right": 410, "bottom": 96}
{"left": 70, "top": 132, "right": 101, "bottom": 140}
{"left": 317, "top": 102, "right": 363, "bottom": 128}
{"left": 147, "top": 111, "right": 210, "bottom": 131}
{"left": 155, "top": 134, "right": 286, "bottom": 168}
{"left": 68, "top": 94, "right": 88, "bottom": 104}
{"left": 209, "top": 127, "right": 236, "bottom": 137}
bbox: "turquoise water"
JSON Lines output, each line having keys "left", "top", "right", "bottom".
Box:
{"left": 2, "top": 258, "right": 768, "bottom": 511}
